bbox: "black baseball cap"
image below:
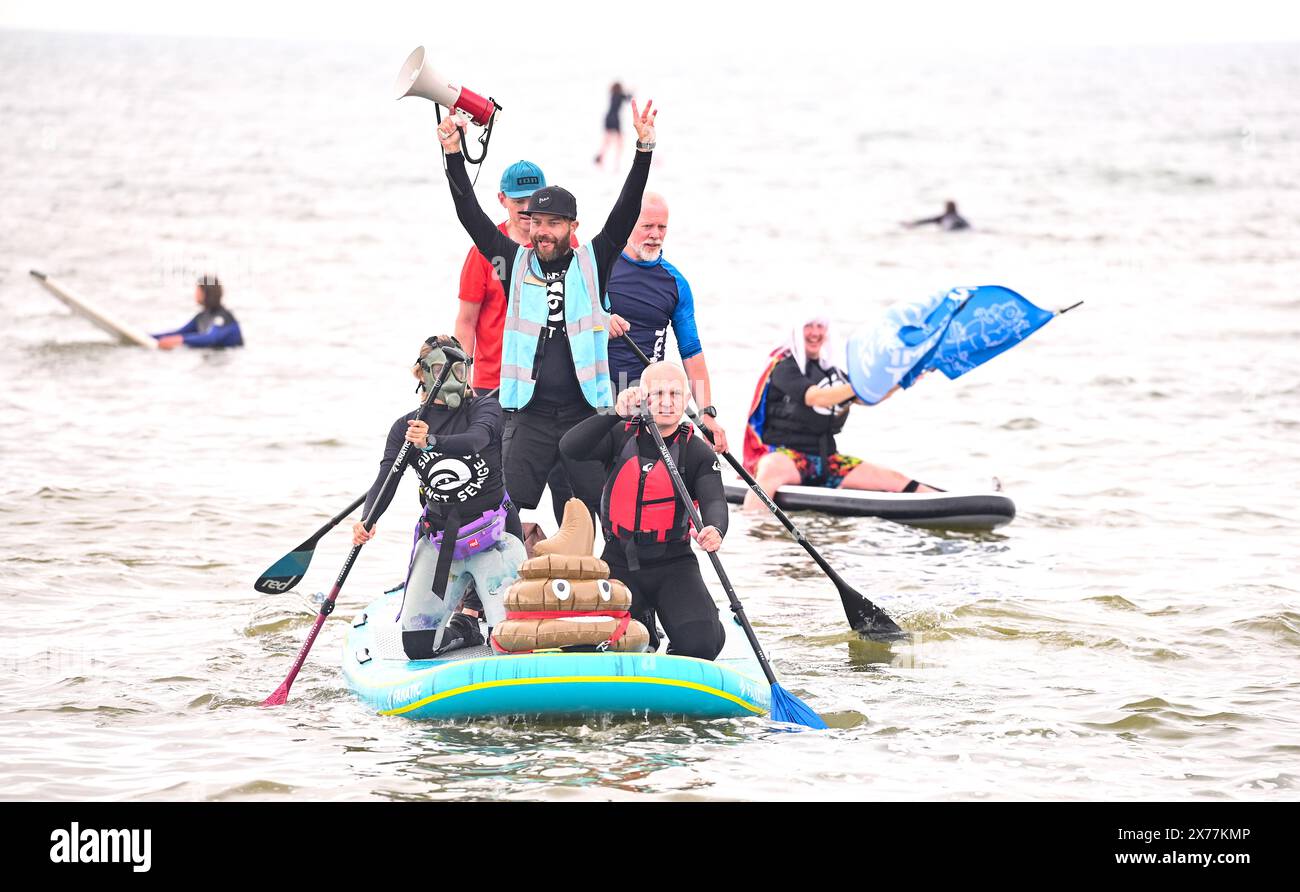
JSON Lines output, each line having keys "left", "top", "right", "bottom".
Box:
{"left": 520, "top": 186, "right": 577, "bottom": 220}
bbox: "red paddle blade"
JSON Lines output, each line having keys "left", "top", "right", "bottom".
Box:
{"left": 260, "top": 612, "right": 327, "bottom": 707}
{"left": 262, "top": 683, "right": 291, "bottom": 707}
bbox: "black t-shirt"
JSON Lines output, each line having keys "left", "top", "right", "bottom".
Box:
{"left": 531, "top": 263, "right": 585, "bottom": 407}
{"left": 362, "top": 394, "right": 506, "bottom": 524}
{"left": 560, "top": 413, "right": 728, "bottom": 564}
{"left": 762, "top": 356, "right": 853, "bottom": 455}
{"left": 446, "top": 150, "right": 652, "bottom": 409}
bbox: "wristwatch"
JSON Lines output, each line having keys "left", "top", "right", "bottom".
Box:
{"left": 698, "top": 405, "right": 718, "bottom": 418}
{"left": 635, "top": 139, "right": 656, "bottom": 151}
{"left": 420, "top": 435, "right": 439, "bottom": 452}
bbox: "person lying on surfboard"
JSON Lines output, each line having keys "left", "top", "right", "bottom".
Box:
{"left": 741, "top": 317, "right": 943, "bottom": 512}
{"left": 351, "top": 335, "right": 526, "bottom": 659}
{"left": 152, "top": 275, "right": 244, "bottom": 349}
{"left": 560, "top": 362, "right": 728, "bottom": 660}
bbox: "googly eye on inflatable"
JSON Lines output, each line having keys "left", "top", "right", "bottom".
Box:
{"left": 550, "top": 579, "right": 572, "bottom": 602}
{"left": 597, "top": 579, "right": 612, "bottom": 602}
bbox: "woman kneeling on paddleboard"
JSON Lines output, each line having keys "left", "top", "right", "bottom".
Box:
{"left": 560, "top": 362, "right": 727, "bottom": 660}
{"left": 741, "top": 316, "right": 942, "bottom": 511}
{"left": 353, "top": 336, "right": 525, "bottom": 659}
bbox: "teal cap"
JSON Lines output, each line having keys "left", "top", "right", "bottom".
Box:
{"left": 500, "top": 160, "right": 546, "bottom": 198}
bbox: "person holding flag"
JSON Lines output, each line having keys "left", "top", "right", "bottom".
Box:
{"left": 743, "top": 286, "right": 1074, "bottom": 510}
{"left": 742, "top": 316, "right": 943, "bottom": 512}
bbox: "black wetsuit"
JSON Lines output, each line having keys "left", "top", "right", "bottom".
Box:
{"left": 910, "top": 209, "right": 970, "bottom": 231}
{"left": 151, "top": 308, "right": 243, "bottom": 348}
{"left": 362, "top": 394, "right": 521, "bottom": 540}
{"left": 604, "top": 90, "right": 631, "bottom": 132}
{"left": 445, "top": 151, "right": 652, "bottom": 512}
{"left": 561, "top": 414, "right": 728, "bottom": 660}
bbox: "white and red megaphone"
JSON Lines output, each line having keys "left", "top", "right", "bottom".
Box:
{"left": 393, "top": 46, "right": 498, "bottom": 126}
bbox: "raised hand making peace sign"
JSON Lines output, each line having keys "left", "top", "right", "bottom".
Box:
{"left": 631, "top": 99, "right": 657, "bottom": 148}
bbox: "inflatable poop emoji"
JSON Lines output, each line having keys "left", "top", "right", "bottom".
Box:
{"left": 491, "top": 499, "right": 651, "bottom": 654}
{"left": 521, "top": 497, "right": 609, "bottom": 579}
{"left": 533, "top": 496, "right": 594, "bottom": 556}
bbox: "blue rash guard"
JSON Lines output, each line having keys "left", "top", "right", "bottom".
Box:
{"left": 604, "top": 252, "right": 703, "bottom": 392}
{"left": 152, "top": 309, "right": 244, "bottom": 348}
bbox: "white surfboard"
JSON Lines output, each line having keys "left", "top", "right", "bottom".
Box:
{"left": 29, "top": 270, "right": 158, "bottom": 350}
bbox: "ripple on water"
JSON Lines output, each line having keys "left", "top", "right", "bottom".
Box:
{"left": 32, "top": 486, "right": 92, "bottom": 501}
{"left": 243, "top": 592, "right": 329, "bottom": 635}
{"left": 208, "top": 780, "right": 299, "bottom": 801}
{"left": 1229, "top": 611, "right": 1300, "bottom": 646}
{"left": 13, "top": 704, "right": 148, "bottom": 718}
{"left": 1085, "top": 595, "right": 1141, "bottom": 611}
{"left": 1080, "top": 697, "right": 1256, "bottom": 741}
{"left": 262, "top": 438, "right": 346, "bottom": 449}
{"left": 1091, "top": 375, "right": 1136, "bottom": 387}
{"left": 999, "top": 417, "right": 1042, "bottom": 431}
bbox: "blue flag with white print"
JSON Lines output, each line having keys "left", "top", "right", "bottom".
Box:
{"left": 843, "top": 286, "right": 1058, "bottom": 404}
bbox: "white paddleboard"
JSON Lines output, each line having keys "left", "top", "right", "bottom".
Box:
{"left": 29, "top": 270, "right": 158, "bottom": 350}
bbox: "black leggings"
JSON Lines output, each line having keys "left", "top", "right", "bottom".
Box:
{"left": 604, "top": 551, "right": 725, "bottom": 660}
{"left": 503, "top": 405, "right": 604, "bottom": 513}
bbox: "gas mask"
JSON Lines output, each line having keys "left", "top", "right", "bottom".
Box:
{"left": 415, "top": 346, "right": 471, "bottom": 408}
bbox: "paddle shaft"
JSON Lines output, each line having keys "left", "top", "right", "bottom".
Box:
{"left": 638, "top": 409, "right": 781, "bottom": 688}
{"left": 263, "top": 357, "right": 459, "bottom": 705}
{"left": 620, "top": 337, "right": 901, "bottom": 636}
{"left": 254, "top": 493, "right": 368, "bottom": 594}
{"left": 312, "top": 494, "right": 367, "bottom": 546}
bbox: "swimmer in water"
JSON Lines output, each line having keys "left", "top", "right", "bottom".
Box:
{"left": 152, "top": 275, "right": 244, "bottom": 349}
{"left": 903, "top": 200, "right": 970, "bottom": 231}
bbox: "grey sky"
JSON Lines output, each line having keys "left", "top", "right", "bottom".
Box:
{"left": 2, "top": 0, "right": 1298, "bottom": 47}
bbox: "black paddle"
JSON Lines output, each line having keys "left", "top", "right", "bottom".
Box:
{"left": 253, "top": 494, "right": 366, "bottom": 595}
{"left": 621, "top": 337, "right": 903, "bottom": 639}
{"left": 262, "top": 351, "right": 462, "bottom": 706}
{"left": 638, "top": 402, "right": 826, "bottom": 729}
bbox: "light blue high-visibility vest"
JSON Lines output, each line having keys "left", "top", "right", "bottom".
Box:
{"left": 499, "top": 243, "right": 613, "bottom": 410}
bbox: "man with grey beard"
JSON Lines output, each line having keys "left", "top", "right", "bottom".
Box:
{"left": 605, "top": 194, "right": 728, "bottom": 451}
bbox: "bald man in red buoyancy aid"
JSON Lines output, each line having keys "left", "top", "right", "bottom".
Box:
{"left": 559, "top": 362, "right": 727, "bottom": 660}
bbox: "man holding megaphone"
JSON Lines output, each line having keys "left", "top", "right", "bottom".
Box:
{"left": 436, "top": 100, "right": 659, "bottom": 519}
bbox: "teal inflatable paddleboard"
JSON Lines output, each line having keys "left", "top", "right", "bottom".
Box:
{"left": 343, "top": 588, "right": 770, "bottom": 721}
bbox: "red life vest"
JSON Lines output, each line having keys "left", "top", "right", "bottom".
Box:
{"left": 600, "top": 422, "right": 693, "bottom": 567}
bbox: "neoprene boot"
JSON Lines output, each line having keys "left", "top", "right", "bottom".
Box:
{"left": 436, "top": 612, "right": 484, "bottom": 655}
{"left": 402, "top": 613, "right": 484, "bottom": 659}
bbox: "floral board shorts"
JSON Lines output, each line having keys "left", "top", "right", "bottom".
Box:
{"left": 771, "top": 447, "right": 863, "bottom": 489}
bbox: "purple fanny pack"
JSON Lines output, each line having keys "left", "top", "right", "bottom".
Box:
{"left": 426, "top": 502, "right": 508, "bottom": 561}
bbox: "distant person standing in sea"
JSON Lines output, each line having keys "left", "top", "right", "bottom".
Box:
{"left": 594, "top": 82, "right": 633, "bottom": 169}
{"left": 152, "top": 275, "right": 243, "bottom": 349}
{"left": 903, "top": 200, "right": 970, "bottom": 231}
